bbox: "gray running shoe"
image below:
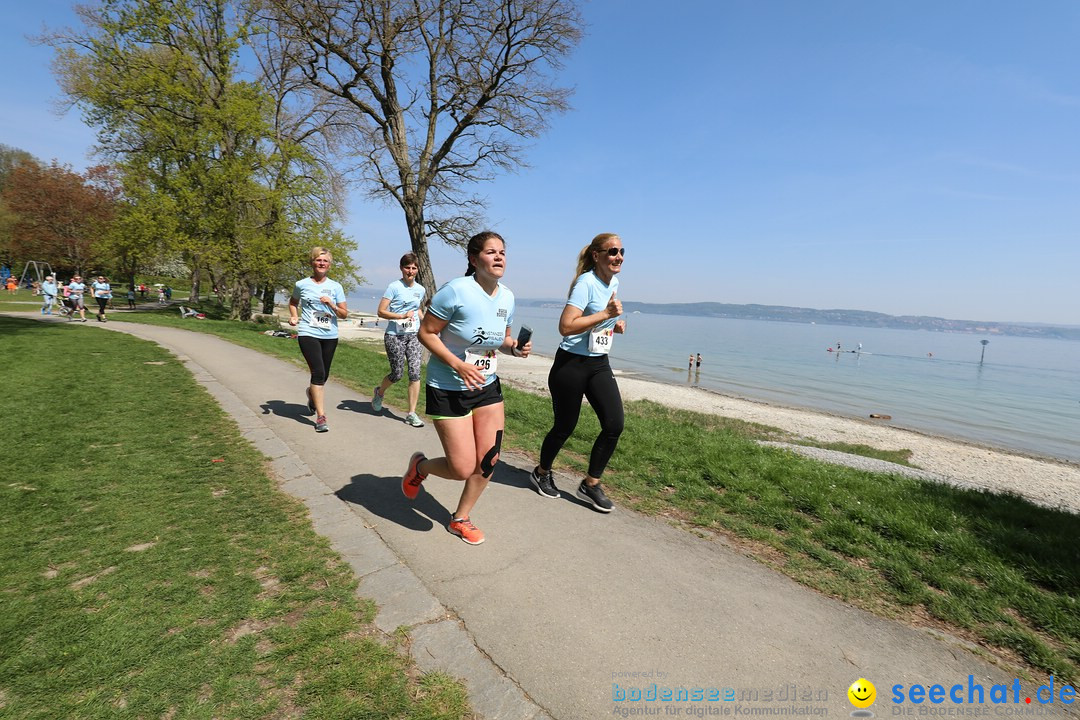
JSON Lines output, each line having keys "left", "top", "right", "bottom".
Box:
{"left": 576, "top": 480, "right": 613, "bottom": 512}
{"left": 372, "top": 386, "right": 384, "bottom": 412}
{"left": 314, "top": 415, "right": 329, "bottom": 433}
{"left": 530, "top": 466, "right": 560, "bottom": 498}
{"left": 404, "top": 412, "right": 425, "bottom": 428}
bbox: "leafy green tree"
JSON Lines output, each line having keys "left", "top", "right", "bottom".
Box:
{"left": 47, "top": 0, "right": 358, "bottom": 319}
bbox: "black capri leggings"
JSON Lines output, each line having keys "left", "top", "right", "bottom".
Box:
{"left": 540, "top": 348, "right": 624, "bottom": 479}
{"left": 297, "top": 336, "right": 339, "bottom": 386}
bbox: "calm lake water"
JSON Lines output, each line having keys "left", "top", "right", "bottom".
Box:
{"left": 511, "top": 305, "right": 1080, "bottom": 463}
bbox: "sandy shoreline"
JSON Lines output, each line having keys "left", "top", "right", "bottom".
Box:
{"left": 334, "top": 317, "right": 1080, "bottom": 514}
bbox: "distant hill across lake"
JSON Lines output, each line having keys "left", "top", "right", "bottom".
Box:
{"left": 517, "top": 299, "right": 1080, "bottom": 341}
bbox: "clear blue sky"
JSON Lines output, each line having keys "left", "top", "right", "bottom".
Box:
{"left": 4, "top": 1, "right": 1079, "bottom": 324}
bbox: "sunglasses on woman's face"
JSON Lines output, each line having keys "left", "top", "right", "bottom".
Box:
{"left": 604, "top": 247, "right": 625, "bottom": 257}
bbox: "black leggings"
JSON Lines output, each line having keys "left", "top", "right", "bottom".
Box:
{"left": 540, "top": 348, "right": 624, "bottom": 479}
{"left": 298, "top": 336, "right": 338, "bottom": 386}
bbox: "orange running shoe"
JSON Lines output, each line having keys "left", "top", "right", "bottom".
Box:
{"left": 402, "top": 451, "right": 427, "bottom": 499}
{"left": 448, "top": 517, "right": 485, "bottom": 545}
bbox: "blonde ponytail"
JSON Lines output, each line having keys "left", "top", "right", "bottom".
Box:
{"left": 567, "top": 233, "right": 620, "bottom": 298}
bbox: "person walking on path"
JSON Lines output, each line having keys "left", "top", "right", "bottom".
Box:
{"left": 529, "top": 233, "right": 626, "bottom": 512}
{"left": 67, "top": 275, "right": 88, "bottom": 322}
{"left": 372, "top": 253, "right": 427, "bottom": 428}
{"left": 126, "top": 287, "right": 137, "bottom": 309}
{"left": 401, "top": 231, "right": 531, "bottom": 545}
{"left": 91, "top": 275, "right": 111, "bottom": 321}
{"left": 288, "top": 247, "right": 348, "bottom": 433}
{"left": 40, "top": 275, "right": 58, "bottom": 315}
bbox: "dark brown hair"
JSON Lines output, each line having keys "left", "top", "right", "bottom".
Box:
{"left": 464, "top": 231, "right": 505, "bottom": 276}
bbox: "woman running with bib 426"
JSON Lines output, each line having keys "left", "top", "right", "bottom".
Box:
{"left": 401, "top": 231, "right": 531, "bottom": 545}
{"left": 530, "top": 233, "right": 625, "bottom": 512}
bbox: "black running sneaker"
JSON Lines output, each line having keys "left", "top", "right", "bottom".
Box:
{"left": 529, "top": 466, "right": 560, "bottom": 499}
{"left": 576, "top": 480, "right": 613, "bottom": 512}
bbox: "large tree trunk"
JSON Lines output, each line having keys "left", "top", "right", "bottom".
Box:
{"left": 260, "top": 282, "right": 276, "bottom": 314}
{"left": 189, "top": 264, "right": 201, "bottom": 303}
{"left": 229, "top": 277, "right": 253, "bottom": 321}
{"left": 404, "top": 203, "right": 436, "bottom": 292}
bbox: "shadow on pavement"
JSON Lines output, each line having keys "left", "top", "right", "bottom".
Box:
{"left": 337, "top": 473, "right": 450, "bottom": 532}
{"left": 490, "top": 461, "right": 596, "bottom": 510}
{"left": 336, "top": 398, "right": 401, "bottom": 421}
{"left": 259, "top": 399, "right": 315, "bottom": 427}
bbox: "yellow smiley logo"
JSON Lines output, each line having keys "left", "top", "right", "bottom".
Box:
{"left": 848, "top": 678, "right": 876, "bottom": 709}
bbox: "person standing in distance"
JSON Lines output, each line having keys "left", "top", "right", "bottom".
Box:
{"left": 288, "top": 247, "right": 348, "bottom": 433}
{"left": 401, "top": 231, "right": 531, "bottom": 545}
{"left": 372, "top": 253, "right": 427, "bottom": 427}
{"left": 530, "top": 233, "right": 626, "bottom": 511}
{"left": 40, "top": 275, "right": 58, "bottom": 315}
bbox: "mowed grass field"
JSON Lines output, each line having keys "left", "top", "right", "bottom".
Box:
{"left": 0, "top": 316, "right": 470, "bottom": 719}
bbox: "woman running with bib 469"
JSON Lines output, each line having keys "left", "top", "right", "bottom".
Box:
{"left": 401, "top": 231, "right": 532, "bottom": 545}
{"left": 530, "top": 233, "right": 625, "bottom": 512}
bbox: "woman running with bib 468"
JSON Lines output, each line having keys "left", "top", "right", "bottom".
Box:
{"left": 289, "top": 247, "right": 348, "bottom": 433}
{"left": 401, "top": 231, "right": 531, "bottom": 545}
{"left": 530, "top": 233, "right": 625, "bottom": 512}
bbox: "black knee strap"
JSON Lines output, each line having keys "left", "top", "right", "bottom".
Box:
{"left": 480, "top": 430, "right": 503, "bottom": 478}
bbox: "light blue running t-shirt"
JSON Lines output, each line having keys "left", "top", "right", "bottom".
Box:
{"left": 291, "top": 276, "right": 346, "bottom": 339}
{"left": 382, "top": 279, "right": 426, "bottom": 335}
{"left": 559, "top": 271, "right": 620, "bottom": 356}
{"left": 425, "top": 275, "right": 515, "bottom": 391}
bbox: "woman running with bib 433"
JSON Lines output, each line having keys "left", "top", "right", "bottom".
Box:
{"left": 530, "top": 233, "right": 625, "bottom": 512}
{"left": 289, "top": 247, "right": 348, "bottom": 433}
{"left": 401, "top": 231, "right": 531, "bottom": 545}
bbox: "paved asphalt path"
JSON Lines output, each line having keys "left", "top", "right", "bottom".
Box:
{"left": 19, "top": 314, "right": 1077, "bottom": 720}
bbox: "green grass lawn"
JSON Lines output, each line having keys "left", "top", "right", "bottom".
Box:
{"left": 104, "top": 306, "right": 1080, "bottom": 683}
{"left": 0, "top": 316, "right": 469, "bottom": 719}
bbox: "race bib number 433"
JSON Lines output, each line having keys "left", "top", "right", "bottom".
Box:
{"left": 589, "top": 327, "right": 614, "bottom": 354}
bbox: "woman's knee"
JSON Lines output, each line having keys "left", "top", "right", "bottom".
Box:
{"left": 446, "top": 457, "right": 476, "bottom": 481}
{"left": 601, "top": 414, "right": 624, "bottom": 439}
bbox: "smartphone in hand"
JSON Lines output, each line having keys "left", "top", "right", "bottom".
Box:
{"left": 514, "top": 325, "right": 532, "bottom": 356}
